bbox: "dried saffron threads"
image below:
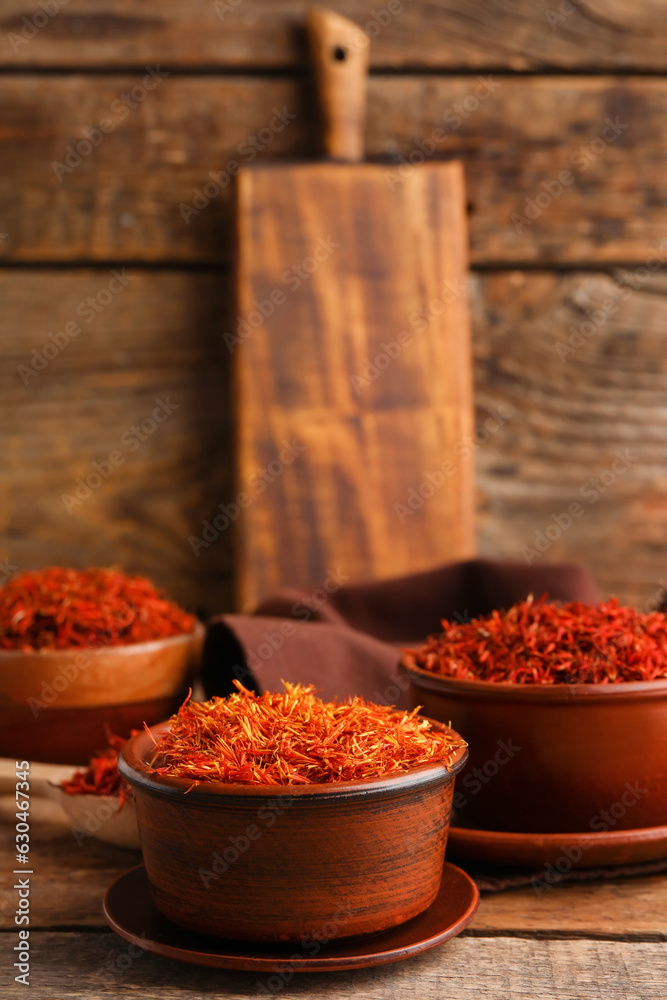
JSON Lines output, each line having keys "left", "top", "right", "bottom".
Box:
{"left": 0, "top": 567, "right": 197, "bottom": 650}
{"left": 403, "top": 595, "right": 667, "bottom": 685}
{"left": 60, "top": 732, "right": 133, "bottom": 808}
{"left": 148, "top": 681, "right": 466, "bottom": 786}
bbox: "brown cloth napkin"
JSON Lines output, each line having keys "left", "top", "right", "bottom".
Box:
{"left": 201, "top": 558, "right": 601, "bottom": 703}
{"left": 200, "top": 559, "right": 667, "bottom": 890}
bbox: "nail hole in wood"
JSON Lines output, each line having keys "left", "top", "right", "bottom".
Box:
{"left": 333, "top": 46, "right": 347, "bottom": 61}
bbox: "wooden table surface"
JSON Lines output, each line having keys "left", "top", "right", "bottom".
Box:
{"left": 1, "top": 796, "right": 666, "bottom": 999}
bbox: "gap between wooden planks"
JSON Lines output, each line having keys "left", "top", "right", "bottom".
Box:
{"left": 0, "top": 77, "right": 666, "bottom": 264}
{"left": 0, "top": 932, "right": 665, "bottom": 1000}
{"left": 2, "top": 0, "right": 667, "bottom": 71}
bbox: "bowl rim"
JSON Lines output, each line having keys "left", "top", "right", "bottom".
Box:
{"left": 119, "top": 718, "right": 469, "bottom": 803}
{"left": 400, "top": 656, "right": 667, "bottom": 702}
{"left": 0, "top": 619, "right": 205, "bottom": 658}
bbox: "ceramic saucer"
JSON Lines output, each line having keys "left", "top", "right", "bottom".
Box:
{"left": 103, "top": 861, "right": 479, "bottom": 972}
{"left": 448, "top": 822, "right": 667, "bottom": 868}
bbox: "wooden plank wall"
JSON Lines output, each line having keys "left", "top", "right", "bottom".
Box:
{"left": 2, "top": 0, "right": 667, "bottom": 613}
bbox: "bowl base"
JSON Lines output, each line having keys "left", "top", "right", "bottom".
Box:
{"left": 448, "top": 821, "right": 667, "bottom": 868}
{"left": 104, "top": 862, "right": 479, "bottom": 972}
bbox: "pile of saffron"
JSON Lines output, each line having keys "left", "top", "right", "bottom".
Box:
{"left": 402, "top": 596, "right": 667, "bottom": 684}
{"left": 148, "top": 682, "right": 466, "bottom": 785}
{"left": 0, "top": 567, "right": 196, "bottom": 650}
{"left": 61, "top": 733, "right": 133, "bottom": 808}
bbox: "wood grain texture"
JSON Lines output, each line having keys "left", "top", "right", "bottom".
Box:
{"left": 0, "top": 76, "right": 311, "bottom": 263}
{"left": 471, "top": 269, "right": 667, "bottom": 610}
{"left": 1, "top": 932, "right": 666, "bottom": 998}
{"left": 234, "top": 160, "right": 474, "bottom": 609}
{"left": 474, "top": 876, "right": 667, "bottom": 938}
{"left": 0, "top": 809, "right": 141, "bottom": 929}
{"left": 0, "top": 269, "right": 232, "bottom": 616}
{"left": 1, "top": 76, "right": 666, "bottom": 264}
{"left": 3, "top": 268, "right": 667, "bottom": 611}
{"left": 3, "top": 0, "right": 667, "bottom": 70}
{"left": 2, "top": 811, "right": 666, "bottom": 1000}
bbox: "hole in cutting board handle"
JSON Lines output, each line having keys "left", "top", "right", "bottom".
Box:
{"left": 332, "top": 45, "right": 347, "bottom": 61}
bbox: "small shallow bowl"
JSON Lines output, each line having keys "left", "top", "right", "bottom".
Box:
{"left": 119, "top": 721, "right": 468, "bottom": 943}
{"left": 45, "top": 784, "right": 141, "bottom": 850}
{"left": 0, "top": 622, "right": 205, "bottom": 764}
{"left": 401, "top": 659, "right": 667, "bottom": 834}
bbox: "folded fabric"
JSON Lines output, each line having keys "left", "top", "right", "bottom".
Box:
{"left": 201, "top": 560, "right": 667, "bottom": 889}
{"left": 201, "top": 558, "right": 601, "bottom": 703}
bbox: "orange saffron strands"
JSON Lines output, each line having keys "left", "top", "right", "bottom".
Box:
{"left": 0, "top": 567, "right": 197, "bottom": 650}
{"left": 403, "top": 595, "right": 667, "bottom": 684}
{"left": 61, "top": 733, "right": 134, "bottom": 808}
{"left": 150, "top": 681, "right": 466, "bottom": 786}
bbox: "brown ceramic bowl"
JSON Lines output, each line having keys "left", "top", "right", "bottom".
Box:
{"left": 0, "top": 622, "right": 205, "bottom": 764}
{"left": 119, "top": 721, "right": 468, "bottom": 943}
{"left": 401, "top": 660, "right": 667, "bottom": 834}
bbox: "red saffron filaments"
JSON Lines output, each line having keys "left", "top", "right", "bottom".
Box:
{"left": 403, "top": 596, "right": 667, "bottom": 684}
{"left": 61, "top": 733, "right": 133, "bottom": 807}
{"left": 0, "top": 567, "right": 196, "bottom": 650}
{"left": 149, "top": 682, "right": 466, "bottom": 785}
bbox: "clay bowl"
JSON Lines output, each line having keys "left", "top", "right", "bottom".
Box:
{"left": 119, "top": 721, "right": 468, "bottom": 943}
{"left": 0, "top": 622, "right": 205, "bottom": 764}
{"left": 401, "top": 659, "right": 667, "bottom": 834}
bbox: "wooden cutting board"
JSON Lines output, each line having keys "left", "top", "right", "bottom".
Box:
{"left": 233, "top": 8, "right": 475, "bottom": 611}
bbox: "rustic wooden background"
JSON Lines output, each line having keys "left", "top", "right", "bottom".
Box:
{"left": 2, "top": 0, "right": 667, "bottom": 615}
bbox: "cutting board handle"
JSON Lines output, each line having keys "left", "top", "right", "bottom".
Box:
{"left": 307, "top": 7, "right": 369, "bottom": 162}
